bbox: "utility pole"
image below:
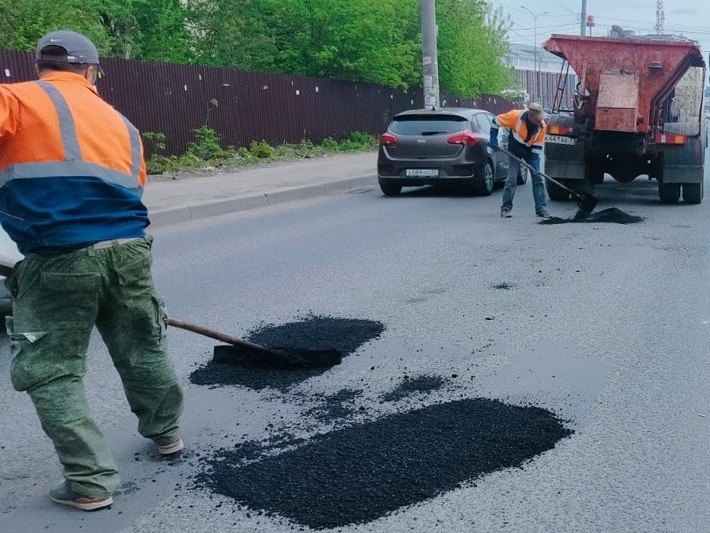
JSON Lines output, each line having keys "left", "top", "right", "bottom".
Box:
{"left": 421, "top": 0, "right": 440, "bottom": 108}
{"left": 580, "top": 0, "right": 587, "bottom": 36}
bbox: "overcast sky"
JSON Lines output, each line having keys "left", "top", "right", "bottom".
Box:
{"left": 491, "top": 0, "right": 710, "bottom": 55}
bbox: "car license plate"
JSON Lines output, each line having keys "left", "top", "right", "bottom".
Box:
{"left": 406, "top": 169, "right": 439, "bottom": 177}
{"left": 546, "top": 135, "right": 576, "bottom": 145}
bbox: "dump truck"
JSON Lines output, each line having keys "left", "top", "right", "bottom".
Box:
{"left": 542, "top": 34, "right": 707, "bottom": 203}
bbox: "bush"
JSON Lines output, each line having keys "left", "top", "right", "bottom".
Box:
{"left": 143, "top": 131, "right": 167, "bottom": 154}
{"left": 146, "top": 154, "right": 181, "bottom": 175}
{"left": 321, "top": 137, "right": 339, "bottom": 151}
{"left": 186, "top": 126, "right": 231, "bottom": 161}
{"left": 249, "top": 140, "right": 274, "bottom": 159}
{"left": 338, "top": 131, "right": 378, "bottom": 151}
{"left": 145, "top": 130, "right": 378, "bottom": 175}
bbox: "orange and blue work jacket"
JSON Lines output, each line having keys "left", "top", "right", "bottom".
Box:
{"left": 491, "top": 109, "right": 546, "bottom": 158}
{"left": 0, "top": 71, "right": 147, "bottom": 254}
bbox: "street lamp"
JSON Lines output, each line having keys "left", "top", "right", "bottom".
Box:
{"left": 520, "top": 5, "right": 548, "bottom": 103}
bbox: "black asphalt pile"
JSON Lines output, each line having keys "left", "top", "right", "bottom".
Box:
{"left": 189, "top": 316, "right": 385, "bottom": 391}
{"left": 198, "top": 398, "right": 572, "bottom": 529}
{"left": 382, "top": 374, "right": 446, "bottom": 402}
{"left": 306, "top": 389, "right": 362, "bottom": 423}
{"left": 540, "top": 207, "right": 644, "bottom": 225}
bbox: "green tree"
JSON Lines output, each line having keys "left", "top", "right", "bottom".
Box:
{"left": 190, "top": 0, "right": 421, "bottom": 89}
{"left": 436, "top": 0, "right": 512, "bottom": 97}
{"left": 191, "top": 0, "right": 509, "bottom": 96}
{"left": 0, "top": 0, "right": 111, "bottom": 52}
{"left": 0, "top": 0, "right": 511, "bottom": 97}
{"left": 0, "top": 0, "right": 192, "bottom": 63}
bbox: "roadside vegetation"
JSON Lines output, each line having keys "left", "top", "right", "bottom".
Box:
{"left": 143, "top": 127, "right": 378, "bottom": 176}
{"left": 0, "top": 0, "right": 511, "bottom": 98}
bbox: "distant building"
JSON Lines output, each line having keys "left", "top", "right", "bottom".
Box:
{"left": 505, "top": 43, "right": 578, "bottom": 110}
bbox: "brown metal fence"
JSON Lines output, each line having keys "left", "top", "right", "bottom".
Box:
{"left": 0, "top": 49, "right": 516, "bottom": 156}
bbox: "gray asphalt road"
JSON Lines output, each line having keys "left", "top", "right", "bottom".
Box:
{"left": 2, "top": 170, "right": 710, "bottom": 532}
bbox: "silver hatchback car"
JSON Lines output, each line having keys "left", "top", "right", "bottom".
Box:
{"left": 377, "top": 107, "right": 527, "bottom": 196}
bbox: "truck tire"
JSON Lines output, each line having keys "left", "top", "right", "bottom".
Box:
{"left": 659, "top": 183, "right": 681, "bottom": 203}
{"left": 379, "top": 180, "right": 402, "bottom": 196}
{"left": 683, "top": 182, "right": 703, "bottom": 204}
{"left": 546, "top": 178, "right": 570, "bottom": 201}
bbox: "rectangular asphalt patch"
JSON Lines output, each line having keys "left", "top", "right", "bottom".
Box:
{"left": 199, "top": 398, "right": 572, "bottom": 529}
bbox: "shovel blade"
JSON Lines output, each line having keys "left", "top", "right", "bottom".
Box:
{"left": 574, "top": 193, "right": 598, "bottom": 217}
{"left": 213, "top": 344, "right": 343, "bottom": 370}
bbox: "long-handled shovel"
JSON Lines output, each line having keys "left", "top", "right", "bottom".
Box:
{"left": 0, "top": 261, "right": 341, "bottom": 370}
{"left": 167, "top": 317, "right": 342, "bottom": 369}
{"left": 497, "top": 146, "right": 598, "bottom": 217}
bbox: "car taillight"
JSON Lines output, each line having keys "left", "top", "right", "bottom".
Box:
{"left": 380, "top": 133, "right": 397, "bottom": 145}
{"left": 447, "top": 132, "right": 479, "bottom": 146}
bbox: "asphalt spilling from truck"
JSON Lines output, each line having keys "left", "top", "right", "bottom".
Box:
{"left": 189, "top": 316, "right": 385, "bottom": 391}
{"left": 197, "top": 398, "right": 573, "bottom": 529}
{"left": 540, "top": 207, "right": 644, "bottom": 225}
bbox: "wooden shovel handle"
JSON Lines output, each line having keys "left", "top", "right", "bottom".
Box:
{"left": 167, "top": 317, "right": 273, "bottom": 354}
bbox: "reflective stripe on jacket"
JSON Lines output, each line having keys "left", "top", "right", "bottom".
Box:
{"left": 0, "top": 72, "right": 148, "bottom": 254}
{"left": 491, "top": 109, "right": 546, "bottom": 155}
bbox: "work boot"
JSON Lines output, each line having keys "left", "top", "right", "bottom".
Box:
{"left": 536, "top": 210, "right": 553, "bottom": 219}
{"left": 156, "top": 436, "right": 184, "bottom": 456}
{"left": 500, "top": 209, "right": 512, "bottom": 218}
{"left": 50, "top": 482, "right": 113, "bottom": 511}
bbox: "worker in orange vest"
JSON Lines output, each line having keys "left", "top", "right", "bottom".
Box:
{"left": 0, "top": 31, "right": 184, "bottom": 511}
{"left": 489, "top": 102, "right": 552, "bottom": 219}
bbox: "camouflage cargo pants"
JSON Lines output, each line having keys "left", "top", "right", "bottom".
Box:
{"left": 5, "top": 236, "right": 183, "bottom": 498}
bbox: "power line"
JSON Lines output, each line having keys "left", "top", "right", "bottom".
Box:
{"left": 514, "top": 23, "right": 583, "bottom": 32}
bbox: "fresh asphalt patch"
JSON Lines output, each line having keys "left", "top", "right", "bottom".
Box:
{"left": 189, "top": 316, "right": 385, "bottom": 391}
{"left": 540, "top": 207, "right": 644, "bottom": 225}
{"left": 381, "top": 374, "right": 447, "bottom": 402}
{"left": 197, "top": 398, "right": 573, "bottom": 529}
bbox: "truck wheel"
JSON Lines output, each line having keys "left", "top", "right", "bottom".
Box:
{"left": 546, "top": 178, "right": 570, "bottom": 201}
{"left": 659, "top": 183, "right": 681, "bottom": 203}
{"left": 683, "top": 182, "right": 703, "bottom": 204}
{"left": 379, "top": 180, "right": 402, "bottom": 196}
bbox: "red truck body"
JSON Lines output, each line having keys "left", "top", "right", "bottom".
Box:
{"left": 542, "top": 34, "right": 707, "bottom": 203}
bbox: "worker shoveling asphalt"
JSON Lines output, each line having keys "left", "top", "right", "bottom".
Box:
{"left": 497, "top": 146, "right": 598, "bottom": 219}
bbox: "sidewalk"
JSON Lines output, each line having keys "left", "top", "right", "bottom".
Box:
{"left": 144, "top": 151, "right": 377, "bottom": 227}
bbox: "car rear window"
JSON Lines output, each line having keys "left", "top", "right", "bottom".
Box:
{"left": 389, "top": 115, "right": 468, "bottom": 135}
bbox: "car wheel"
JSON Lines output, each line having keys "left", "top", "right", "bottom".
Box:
{"left": 516, "top": 166, "right": 528, "bottom": 185}
{"left": 474, "top": 160, "right": 494, "bottom": 196}
{"left": 379, "top": 179, "right": 402, "bottom": 196}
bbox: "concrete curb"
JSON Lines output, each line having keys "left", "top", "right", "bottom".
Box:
{"left": 148, "top": 175, "right": 376, "bottom": 228}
